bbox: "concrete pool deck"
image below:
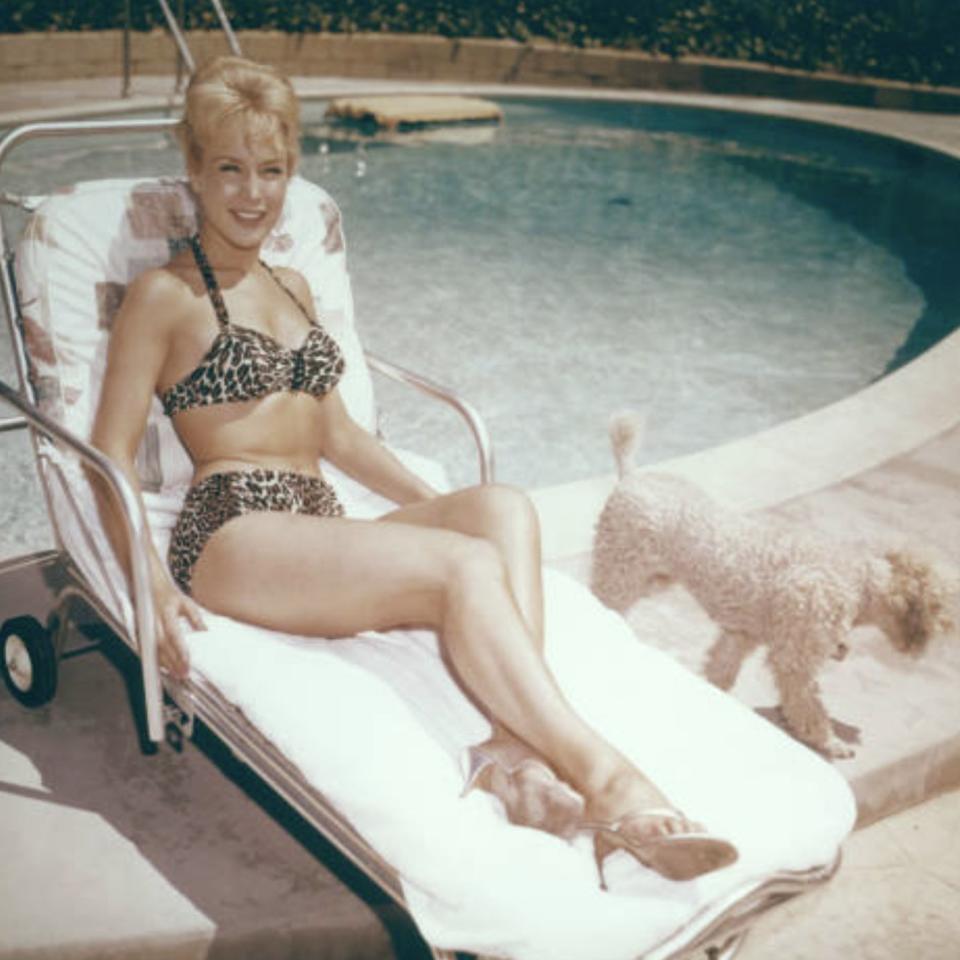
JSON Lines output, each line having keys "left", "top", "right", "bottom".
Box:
{"left": 1, "top": 75, "right": 959, "bottom": 958}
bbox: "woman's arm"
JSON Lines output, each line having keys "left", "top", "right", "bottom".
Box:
{"left": 281, "top": 267, "right": 438, "bottom": 505}
{"left": 89, "top": 269, "right": 204, "bottom": 678}
{"left": 318, "top": 389, "right": 438, "bottom": 505}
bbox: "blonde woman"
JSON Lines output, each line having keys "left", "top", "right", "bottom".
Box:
{"left": 91, "top": 56, "right": 737, "bottom": 885}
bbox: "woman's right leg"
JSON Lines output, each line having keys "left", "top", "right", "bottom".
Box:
{"left": 382, "top": 486, "right": 575, "bottom": 824}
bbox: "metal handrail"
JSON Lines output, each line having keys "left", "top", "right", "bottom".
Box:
{"left": 0, "top": 415, "right": 27, "bottom": 433}
{"left": 366, "top": 352, "right": 495, "bottom": 484}
{"left": 0, "top": 117, "right": 179, "bottom": 180}
{"left": 156, "top": 0, "right": 197, "bottom": 74}
{"left": 0, "top": 380, "right": 164, "bottom": 743}
{"left": 121, "top": 1, "right": 245, "bottom": 98}
{"left": 122, "top": 0, "right": 133, "bottom": 97}
{"left": 208, "top": 0, "right": 243, "bottom": 56}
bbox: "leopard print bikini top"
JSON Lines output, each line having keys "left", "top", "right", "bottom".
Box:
{"left": 159, "top": 236, "right": 345, "bottom": 417}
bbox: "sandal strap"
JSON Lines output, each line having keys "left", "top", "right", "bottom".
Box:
{"left": 581, "top": 807, "right": 687, "bottom": 833}
{"left": 462, "top": 745, "right": 562, "bottom": 789}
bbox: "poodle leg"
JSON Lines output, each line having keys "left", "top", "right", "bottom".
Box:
{"left": 768, "top": 637, "right": 853, "bottom": 759}
{"left": 703, "top": 629, "right": 756, "bottom": 690}
{"left": 590, "top": 501, "right": 647, "bottom": 612}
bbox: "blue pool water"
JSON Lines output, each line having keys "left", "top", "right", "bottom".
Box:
{"left": 297, "top": 98, "right": 960, "bottom": 487}
{"left": 2, "top": 96, "right": 959, "bottom": 507}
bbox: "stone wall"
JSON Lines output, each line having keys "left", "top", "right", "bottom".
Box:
{"left": 2, "top": 30, "right": 959, "bottom": 112}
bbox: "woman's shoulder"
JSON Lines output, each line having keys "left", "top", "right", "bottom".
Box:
{"left": 118, "top": 259, "right": 198, "bottom": 331}
{"left": 271, "top": 263, "right": 310, "bottom": 292}
{"left": 270, "top": 264, "right": 315, "bottom": 315}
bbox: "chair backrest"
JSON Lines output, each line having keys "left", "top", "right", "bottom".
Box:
{"left": 13, "top": 175, "right": 377, "bottom": 629}
{"left": 15, "top": 175, "right": 376, "bottom": 494}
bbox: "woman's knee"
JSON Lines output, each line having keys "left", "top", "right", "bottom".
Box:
{"left": 466, "top": 483, "right": 539, "bottom": 537}
{"left": 444, "top": 534, "right": 507, "bottom": 597}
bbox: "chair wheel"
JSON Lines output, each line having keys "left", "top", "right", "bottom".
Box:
{"left": 1, "top": 615, "right": 58, "bottom": 707}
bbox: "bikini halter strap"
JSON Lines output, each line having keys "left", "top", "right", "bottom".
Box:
{"left": 188, "top": 235, "right": 314, "bottom": 327}
{"left": 188, "top": 235, "right": 230, "bottom": 328}
{"left": 260, "top": 259, "right": 315, "bottom": 323}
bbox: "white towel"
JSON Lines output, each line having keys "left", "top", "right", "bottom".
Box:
{"left": 185, "top": 568, "right": 855, "bottom": 960}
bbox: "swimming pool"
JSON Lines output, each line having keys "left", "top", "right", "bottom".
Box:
{"left": 2, "top": 96, "right": 959, "bottom": 501}
{"left": 302, "top": 98, "right": 960, "bottom": 488}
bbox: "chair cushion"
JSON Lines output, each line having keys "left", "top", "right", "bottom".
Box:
{"left": 15, "top": 176, "right": 376, "bottom": 493}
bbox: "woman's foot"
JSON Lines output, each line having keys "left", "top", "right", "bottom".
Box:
{"left": 463, "top": 736, "right": 584, "bottom": 839}
{"left": 582, "top": 771, "right": 738, "bottom": 886}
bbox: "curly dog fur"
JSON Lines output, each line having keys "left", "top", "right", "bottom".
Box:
{"left": 591, "top": 412, "right": 957, "bottom": 758}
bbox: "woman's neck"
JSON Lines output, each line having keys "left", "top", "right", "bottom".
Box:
{"left": 195, "top": 226, "right": 262, "bottom": 275}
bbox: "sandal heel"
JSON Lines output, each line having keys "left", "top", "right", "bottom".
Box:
{"left": 582, "top": 811, "right": 738, "bottom": 888}
{"left": 592, "top": 830, "right": 614, "bottom": 891}
{"left": 460, "top": 745, "right": 494, "bottom": 798}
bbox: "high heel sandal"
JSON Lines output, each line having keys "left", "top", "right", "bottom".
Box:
{"left": 461, "top": 744, "right": 583, "bottom": 837}
{"left": 461, "top": 744, "right": 504, "bottom": 796}
{"left": 583, "top": 809, "right": 738, "bottom": 888}
{"left": 461, "top": 743, "right": 566, "bottom": 795}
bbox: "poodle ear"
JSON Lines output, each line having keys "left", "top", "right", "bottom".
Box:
{"left": 609, "top": 410, "right": 647, "bottom": 478}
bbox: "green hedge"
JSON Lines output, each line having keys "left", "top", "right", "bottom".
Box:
{"left": 3, "top": 1, "right": 959, "bottom": 87}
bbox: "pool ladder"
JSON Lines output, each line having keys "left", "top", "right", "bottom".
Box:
{"left": 121, "top": 0, "right": 244, "bottom": 96}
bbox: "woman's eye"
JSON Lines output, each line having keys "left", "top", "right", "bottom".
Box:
{"left": 218, "top": 163, "right": 240, "bottom": 173}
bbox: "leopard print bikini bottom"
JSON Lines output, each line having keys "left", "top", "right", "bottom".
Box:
{"left": 168, "top": 468, "right": 345, "bottom": 594}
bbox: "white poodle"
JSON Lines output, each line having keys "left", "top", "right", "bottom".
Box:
{"left": 591, "top": 413, "right": 957, "bottom": 758}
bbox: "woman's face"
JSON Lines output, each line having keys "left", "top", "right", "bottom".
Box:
{"left": 190, "top": 113, "right": 291, "bottom": 251}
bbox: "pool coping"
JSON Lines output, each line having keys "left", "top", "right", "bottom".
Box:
{"left": 2, "top": 77, "right": 959, "bottom": 557}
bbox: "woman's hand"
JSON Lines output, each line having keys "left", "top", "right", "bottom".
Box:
{"left": 153, "top": 579, "right": 206, "bottom": 680}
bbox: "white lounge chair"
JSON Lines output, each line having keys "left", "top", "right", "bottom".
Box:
{"left": 0, "top": 118, "right": 855, "bottom": 960}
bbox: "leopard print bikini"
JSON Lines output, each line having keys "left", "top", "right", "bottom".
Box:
{"left": 165, "top": 236, "right": 346, "bottom": 594}
{"left": 159, "top": 236, "right": 345, "bottom": 416}
{"left": 168, "top": 468, "right": 344, "bottom": 594}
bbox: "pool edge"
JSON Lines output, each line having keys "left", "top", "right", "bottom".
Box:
{"left": 531, "top": 327, "right": 960, "bottom": 559}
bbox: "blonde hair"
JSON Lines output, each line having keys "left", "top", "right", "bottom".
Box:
{"left": 177, "top": 56, "right": 301, "bottom": 173}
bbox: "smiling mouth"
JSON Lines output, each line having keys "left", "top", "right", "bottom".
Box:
{"left": 233, "top": 211, "right": 266, "bottom": 222}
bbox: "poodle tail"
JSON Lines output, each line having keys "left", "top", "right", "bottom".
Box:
{"left": 609, "top": 410, "right": 646, "bottom": 478}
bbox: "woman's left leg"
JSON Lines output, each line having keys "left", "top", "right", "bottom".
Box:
{"left": 382, "top": 484, "right": 583, "bottom": 833}
{"left": 382, "top": 484, "right": 543, "bottom": 644}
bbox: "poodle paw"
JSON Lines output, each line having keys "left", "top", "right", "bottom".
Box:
{"left": 822, "top": 735, "right": 856, "bottom": 760}
{"left": 703, "top": 662, "right": 738, "bottom": 691}
{"left": 756, "top": 705, "right": 859, "bottom": 760}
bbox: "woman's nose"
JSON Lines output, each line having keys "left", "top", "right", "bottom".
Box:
{"left": 243, "top": 171, "right": 262, "bottom": 200}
